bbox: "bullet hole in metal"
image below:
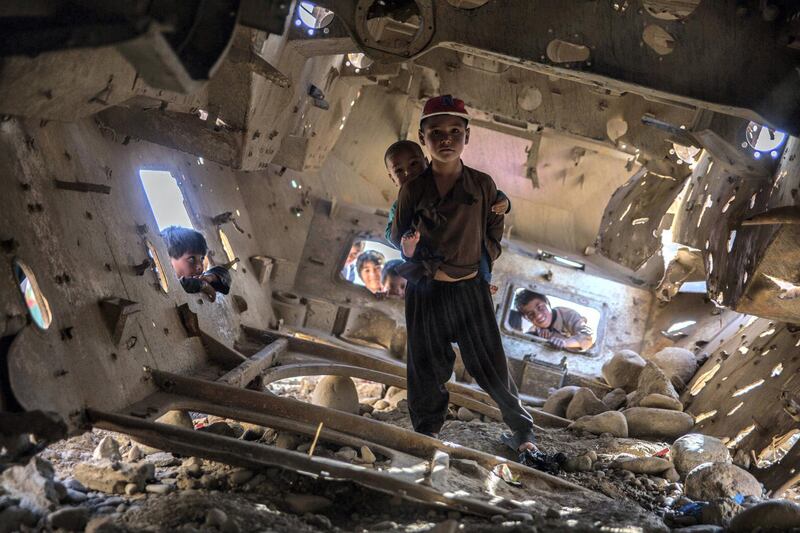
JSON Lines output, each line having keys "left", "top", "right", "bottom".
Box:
{"left": 126, "top": 336, "right": 137, "bottom": 350}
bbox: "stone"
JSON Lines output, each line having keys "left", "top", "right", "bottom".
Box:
{"left": 85, "top": 516, "right": 125, "bottom": 533}
{"left": 199, "top": 422, "right": 236, "bottom": 438}
{"left": 647, "top": 347, "right": 698, "bottom": 390}
{"left": 205, "top": 508, "right": 239, "bottom": 533}
{"left": 360, "top": 446, "right": 376, "bottom": 464}
{"left": 457, "top": 407, "right": 475, "bottom": 422}
{"left": 385, "top": 388, "right": 408, "bottom": 407}
{"left": 563, "top": 455, "right": 593, "bottom": 472}
{"left": 145, "top": 483, "right": 172, "bottom": 495}
{"left": 732, "top": 448, "right": 751, "bottom": 470}
{"left": 371, "top": 520, "right": 398, "bottom": 530}
{"left": 629, "top": 361, "right": 682, "bottom": 408}
{"left": 124, "top": 445, "right": 143, "bottom": 462}
{"left": 63, "top": 479, "right": 86, "bottom": 493}
{"left": 611, "top": 456, "right": 672, "bottom": 474}
{"left": 182, "top": 457, "right": 204, "bottom": 477}
{"left": 569, "top": 411, "right": 628, "bottom": 438}
{"left": 700, "top": 498, "right": 743, "bottom": 527}
{"left": 663, "top": 467, "right": 680, "bottom": 482}
{"left": 542, "top": 386, "right": 580, "bottom": 418}
{"left": 284, "top": 494, "right": 332, "bottom": 514}
{"left": 373, "top": 399, "right": 390, "bottom": 410}
{"left": 623, "top": 407, "right": 694, "bottom": 439}
{"left": 602, "top": 350, "right": 646, "bottom": 392}
{"left": 640, "top": 393, "right": 683, "bottom": 411}
{"left": 124, "top": 483, "right": 139, "bottom": 496}
{"left": 0, "top": 506, "right": 38, "bottom": 533}
{"left": 728, "top": 499, "right": 800, "bottom": 532}
{"left": 275, "top": 432, "right": 301, "bottom": 450}
{"left": 0, "top": 456, "right": 59, "bottom": 513}
{"left": 296, "top": 443, "right": 311, "bottom": 453}
{"left": 53, "top": 480, "right": 67, "bottom": 502}
{"left": 684, "top": 462, "right": 762, "bottom": 501}
{"left": 48, "top": 506, "right": 89, "bottom": 531}
{"left": 93, "top": 436, "right": 122, "bottom": 461}
{"left": 157, "top": 410, "right": 194, "bottom": 429}
{"left": 311, "top": 376, "right": 360, "bottom": 414}
{"left": 229, "top": 469, "right": 254, "bottom": 485}
{"left": 671, "top": 434, "right": 731, "bottom": 477}
{"left": 506, "top": 511, "right": 534, "bottom": 522}
{"left": 565, "top": 388, "right": 608, "bottom": 420}
{"left": 73, "top": 461, "right": 154, "bottom": 494}
{"left": 335, "top": 447, "right": 358, "bottom": 461}
{"left": 143, "top": 451, "right": 180, "bottom": 467}
{"left": 601, "top": 388, "right": 627, "bottom": 410}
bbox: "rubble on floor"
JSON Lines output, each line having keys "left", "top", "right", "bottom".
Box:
{"left": 1, "top": 375, "right": 797, "bottom": 532}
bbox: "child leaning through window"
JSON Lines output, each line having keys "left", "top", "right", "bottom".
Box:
{"left": 161, "top": 226, "right": 232, "bottom": 301}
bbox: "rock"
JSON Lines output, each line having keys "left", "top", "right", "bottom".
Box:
{"left": 85, "top": 516, "right": 125, "bottom": 533}
{"left": 684, "top": 462, "right": 762, "bottom": 501}
{"left": 182, "top": 457, "right": 204, "bottom": 477}
{"left": 284, "top": 493, "right": 332, "bottom": 514}
{"left": 385, "top": 388, "right": 408, "bottom": 407}
{"left": 143, "top": 451, "right": 179, "bottom": 467}
{"left": 629, "top": 361, "right": 682, "bottom": 408}
{"left": 73, "top": 461, "right": 154, "bottom": 494}
{"left": 229, "top": 469, "right": 254, "bottom": 485}
{"left": 585, "top": 450, "right": 598, "bottom": 462}
{"left": 601, "top": 388, "right": 627, "bottom": 410}
{"left": 506, "top": 511, "right": 534, "bottom": 522}
{"left": 157, "top": 410, "right": 194, "bottom": 429}
{"left": 0, "top": 506, "right": 38, "bottom": 533}
{"left": 63, "top": 479, "right": 86, "bottom": 493}
{"left": 623, "top": 407, "right": 694, "bottom": 439}
{"left": 48, "top": 506, "right": 89, "bottom": 531}
{"left": 732, "top": 448, "right": 751, "bottom": 470}
{"left": 611, "top": 456, "right": 672, "bottom": 474}
{"left": 647, "top": 347, "right": 698, "bottom": 390}
{"left": 663, "top": 467, "right": 680, "bottom": 482}
{"left": 124, "top": 445, "right": 143, "bottom": 462}
{"left": 275, "top": 432, "right": 301, "bottom": 450}
{"left": 542, "top": 386, "right": 580, "bottom": 417}
{"left": 335, "top": 447, "right": 357, "bottom": 461}
{"left": 199, "top": 422, "right": 236, "bottom": 438}
{"left": 145, "top": 483, "right": 172, "bottom": 495}
{"left": 360, "top": 446, "right": 376, "bottom": 464}
{"left": 640, "top": 393, "right": 683, "bottom": 411}
{"left": 93, "top": 436, "right": 122, "bottom": 461}
{"left": 359, "top": 403, "right": 374, "bottom": 415}
{"left": 565, "top": 388, "right": 608, "bottom": 420}
{"left": 728, "top": 499, "right": 800, "bottom": 532}
{"left": 672, "top": 434, "right": 731, "bottom": 477}
{"left": 373, "top": 399, "right": 390, "bottom": 410}
{"left": 0, "top": 456, "right": 59, "bottom": 513}
{"left": 311, "top": 376, "right": 360, "bottom": 414}
{"left": 206, "top": 508, "right": 239, "bottom": 533}
{"left": 65, "top": 488, "right": 87, "bottom": 503}
{"left": 569, "top": 411, "right": 628, "bottom": 438}
{"left": 700, "top": 498, "right": 743, "bottom": 527}
{"left": 602, "top": 350, "right": 646, "bottom": 392}
{"left": 124, "top": 483, "right": 139, "bottom": 496}
{"left": 563, "top": 455, "right": 593, "bottom": 472}
{"left": 457, "top": 407, "right": 475, "bottom": 422}
{"left": 371, "top": 520, "right": 398, "bottom": 530}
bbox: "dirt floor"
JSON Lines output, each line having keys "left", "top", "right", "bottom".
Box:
{"left": 4, "top": 376, "right": 792, "bottom": 532}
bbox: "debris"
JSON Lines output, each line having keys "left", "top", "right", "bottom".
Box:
{"left": 728, "top": 499, "right": 800, "bottom": 532}
{"left": 602, "top": 350, "right": 646, "bottom": 392}
{"left": 671, "top": 434, "right": 731, "bottom": 477}
{"left": 611, "top": 456, "right": 672, "bottom": 475}
{"left": 360, "top": 446, "right": 376, "bottom": 464}
{"left": 73, "top": 461, "right": 153, "bottom": 494}
{"left": 623, "top": 407, "right": 694, "bottom": 440}
{"left": 47, "top": 506, "right": 89, "bottom": 531}
{"left": 566, "top": 388, "right": 608, "bottom": 420}
{"left": 684, "top": 462, "right": 762, "bottom": 501}
{"left": 311, "top": 375, "right": 360, "bottom": 414}
{"left": 569, "top": 411, "right": 628, "bottom": 437}
{"left": 335, "top": 447, "right": 358, "bottom": 461}
{"left": 0, "top": 456, "right": 59, "bottom": 513}
{"left": 542, "top": 386, "right": 580, "bottom": 417}
{"left": 93, "top": 436, "right": 122, "bottom": 461}
{"left": 628, "top": 361, "right": 682, "bottom": 410}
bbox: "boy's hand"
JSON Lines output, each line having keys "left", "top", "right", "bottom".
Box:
{"left": 532, "top": 327, "right": 551, "bottom": 339}
{"left": 549, "top": 337, "right": 567, "bottom": 350}
{"left": 401, "top": 230, "right": 420, "bottom": 258}
{"left": 489, "top": 284, "right": 498, "bottom": 295}
{"left": 491, "top": 197, "right": 510, "bottom": 215}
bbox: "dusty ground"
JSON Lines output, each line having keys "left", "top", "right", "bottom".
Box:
{"left": 5, "top": 376, "right": 791, "bottom": 532}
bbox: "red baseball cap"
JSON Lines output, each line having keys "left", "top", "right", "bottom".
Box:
{"left": 420, "top": 95, "right": 470, "bottom": 123}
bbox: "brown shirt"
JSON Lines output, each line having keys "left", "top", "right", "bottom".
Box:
{"left": 546, "top": 307, "right": 593, "bottom": 338}
{"left": 390, "top": 163, "right": 504, "bottom": 280}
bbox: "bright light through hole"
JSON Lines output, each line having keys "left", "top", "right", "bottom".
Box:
{"left": 139, "top": 170, "right": 194, "bottom": 231}
{"left": 746, "top": 121, "right": 786, "bottom": 153}
{"left": 298, "top": 1, "right": 334, "bottom": 29}
{"left": 667, "top": 320, "right": 696, "bottom": 333}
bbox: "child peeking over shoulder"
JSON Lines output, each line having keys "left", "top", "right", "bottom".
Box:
{"left": 383, "top": 140, "right": 511, "bottom": 293}
{"left": 161, "top": 226, "right": 231, "bottom": 301}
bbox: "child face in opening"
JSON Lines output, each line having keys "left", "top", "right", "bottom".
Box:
{"left": 170, "top": 252, "right": 205, "bottom": 279}
{"left": 359, "top": 260, "right": 383, "bottom": 294}
{"left": 520, "top": 298, "right": 553, "bottom": 329}
{"left": 386, "top": 148, "right": 426, "bottom": 187}
{"left": 419, "top": 115, "right": 469, "bottom": 164}
{"left": 345, "top": 243, "right": 363, "bottom": 266}
{"left": 383, "top": 274, "right": 407, "bottom": 298}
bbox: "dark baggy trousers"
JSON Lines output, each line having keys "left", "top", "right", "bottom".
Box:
{"left": 405, "top": 275, "right": 534, "bottom": 437}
